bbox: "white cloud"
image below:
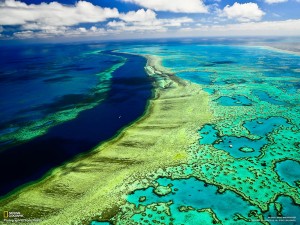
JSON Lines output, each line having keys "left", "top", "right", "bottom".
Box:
{"left": 178, "top": 19, "right": 300, "bottom": 36}
{"left": 158, "top": 17, "right": 194, "bottom": 27}
{"left": 107, "top": 19, "right": 164, "bottom": 32}
{"left": 107, "top": 16, "right": 193, "bottom": 33}
{"left": 13, "top": 26, "right": 111, "bottom": 39}
{"left": 9, "top": 19, "right": 300, "bottom": 39}
{"left": 0, "top": 0, "right": 119, "bottom": 27}
{"left": 77, "top": 27, "right": 87, "bottom": 33}
{"left": 0, "top": 0, "right": 193, "bottom": 37}
{"left": 118, "top": 24, "right": 166, "bottom": 32}
{"left": 221, "top": 2, "right": 265, "bottom": 22}
{"left": 119, "top": 8, "right": 193, "bottom": 25}
{"left": 13, "top": 30, "right": 35, "bottom": 38}
{"left": 108, "top": 8, "right": 194, "bottom": 33}
{"left": 121, "top": 0, "right": 208, "bottom": 13}
{"left": 108, "top": 19, "right": 300, "bottom": 37}
{"left": 107, "top": 21, "right": 127, "bottom": 28}
{"left": 0, "top": 0, "right": 195, "bottom": 39}
{"left": 120, "top": 9, "right": 156, "bottom": 22}
{"left": 1, "top": 0, "right": 298, "bottom": 40}
{"left": 90, "top": 26, "right": 97, "bottom": 32}
{"left": 265, "top": 0, "right": 288, "bottom": 4}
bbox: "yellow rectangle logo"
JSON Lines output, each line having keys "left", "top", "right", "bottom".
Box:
{"left": 3, "top": 211, "right": 8, "bottom": 218}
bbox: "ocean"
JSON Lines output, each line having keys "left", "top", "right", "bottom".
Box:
{"left": 0, "top": 39, "right": 299, "bottom": 224}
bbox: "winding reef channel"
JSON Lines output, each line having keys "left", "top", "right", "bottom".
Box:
{"left": 1, "top": 44, "right": 300, "bottom": 225}
{"left": 0, "top": 51, "right": 152, "bottom": 197}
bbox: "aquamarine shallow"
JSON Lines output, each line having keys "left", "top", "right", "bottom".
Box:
{"left": 113, "top": 43, "right": 300, "bottom": 224}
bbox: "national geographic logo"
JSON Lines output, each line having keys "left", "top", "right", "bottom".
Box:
{"left": 2, "top": 211, "right": 42, "bottom": 223}
{"left": 3, "top": 211, "right": 24, "bottom": 218}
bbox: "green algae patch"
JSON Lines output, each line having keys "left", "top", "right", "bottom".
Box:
{"left": 153, "top": 185, "right": 172, "bottom": 197}
{"left": 0, "top": 55, "right": 212, "bottom": 225}
{"left": 239, "top": 147, "right": 255, "bottom": 153}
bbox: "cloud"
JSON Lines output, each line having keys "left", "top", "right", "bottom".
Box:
{"left": 108, "top": 15, "right": 193, "bottom": 33}
{"left": 178, "top": 19, "right": 300, "bottom": 36}
{"left": 107, "top": 21, "right": 127, "bottom": 28}
{"left": 108, "top": 23, "right": 166, "bottom": 32}
{"left": 109, "top": 9, "right": 194, "bottom": 32}
{"left": 221, "top": 2, "right": 265, "bottom": 22}
{"left": 265, "top": 0, "right": 288, "bottom": 4}
{"left": 159, "top": 17, "right": 194, "bottom": 27}
{"left": 0, "top": 0, "right": 119, "bottom": 27}
{"left": 106, "top": 18, "right": 166, "bottom": 32}
{"left": 0, "top": 0, "right": 194, "bottom": 39}
{"left": 1, "top": 0, "right": 298, "bottom": 40}
{"left": 13, "top": 30, "right": 35, "bottom": 38}
{"left": 13, "top": 26, "right": 112, "bottom": 39}
{"left": 8, "top": 19, "right": 300, "bottom": 39}
{"left": 120, "top": 9, "right": 156, "bottom": 22}
{"left": 121, "top": 0, "right": 208, "bottom": 13}
{"left": 119, "top": 9, "right": 193, "bottom": 26}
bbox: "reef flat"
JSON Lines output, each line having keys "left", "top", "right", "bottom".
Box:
{"left": 0, "top": 56, "right": 212, "bottom": 224}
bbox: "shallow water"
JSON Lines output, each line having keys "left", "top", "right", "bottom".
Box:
{"left": 113, "top": 43, "right": 300, "bottom": 224}
{"left": 275, "top": 160, "right": 300, "bottom": 187}
{"left": 126, "top": 177, "right": 262, "bottom": 225}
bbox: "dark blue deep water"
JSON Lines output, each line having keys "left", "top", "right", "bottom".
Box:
{"left": 0, "top": 44, "right": 115, "bottom": 134}
{"left": 0, "top": 44, "right": 152, "bottom": 197}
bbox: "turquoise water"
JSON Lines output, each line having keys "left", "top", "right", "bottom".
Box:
{"left": 126, "top": 177, "right": 261, "bottom": 224}
{"left": 198, "top": 116, "right": 292, "bottom": 158}
{"left": 112, "top": 44, "right": 300, "bottom": 224}
{"left": 275, "top": 160, "right": 300, "bottom": 187}
{"left": 198, "top": 124, "right": 218, "bottom": 144}
{"left": 216, "top": 95, "right": 252, "bottom": 106}
{"left": 90, "top": 222, "right": 111, "bottom": 225}
{"left": 203, "top": 88, "right": 215, "bottom": 95}
{"left": 244, "top": 117, "right": 291, "bottom": 137}
{"left": 264, "top": 196, "right": 299, "bottom": 224}
{"left": 252, "top": 90, "right": 286, "bottom": 105}
{"left": 214, "top": 136, "right": 267, "bottom": 158}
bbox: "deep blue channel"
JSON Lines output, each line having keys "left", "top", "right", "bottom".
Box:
{"left": 0, "top": 51, "right": 152, "bottom": 197}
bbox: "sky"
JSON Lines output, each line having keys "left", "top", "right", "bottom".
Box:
{"left": 0, "top": 0, "right": 300, "bottom": 40}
